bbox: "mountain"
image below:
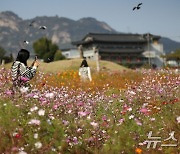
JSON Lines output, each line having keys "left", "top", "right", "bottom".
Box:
{"left": 0, "top": 11, "right": 180, "bottom": 55}
{"left": 0, "top": 11, "right": 116, "bottom": 55}
{"left": 159, "top": 37, "right": 180, "bottom": 54}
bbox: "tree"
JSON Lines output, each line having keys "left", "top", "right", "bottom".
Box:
{"left": 54, "top": 50, "right": 66, "bottom": 61}
{"left": 33, "top": 37, "right": 59, "bottom": 62}
{"left": 3, "top": 53, "right": 14, "bottom": 63}
{"left": 164, "top": 49, "right": 180, "bottom": 66}
{"left": 0, "top": 46, "right": 6, "bottom": 64}
{"left": 43, "top": 51, "right": 55, "bottom": 63}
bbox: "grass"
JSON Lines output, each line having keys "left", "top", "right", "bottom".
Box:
{"left": 0, "top": 62, "right": 179, "bottom": 153}
{"left": 1, "top": 59, "right": 128, "bottom": 73}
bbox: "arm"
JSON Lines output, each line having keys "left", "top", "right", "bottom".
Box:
{"left": 20, "top": 64, "right": 37, "bottom": 80}
{"left": 79, "top": 68, "right": 81, "bottom": 76}
{"left": 80, "top": 60, "right": 84, "bottom": 67}
{"left": 87, "top": 67, "right": 92, "bottom": 81}
{"left": 11, "top": 62, "right": 20, "bottom": 81}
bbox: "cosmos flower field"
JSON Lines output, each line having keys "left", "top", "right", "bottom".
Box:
{"left": 0, "top": 67, "right": 179, "bottom": 154}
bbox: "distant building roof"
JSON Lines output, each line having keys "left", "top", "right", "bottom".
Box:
{"left": 99, "top": 48, "right": 144, "bottom": 54}
{"left": 72, "top": 33, "right": 161, "bottom": 45}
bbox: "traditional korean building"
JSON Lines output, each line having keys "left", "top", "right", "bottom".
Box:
{"left": 72, "top": 33, "right": 164, "bottom": 68}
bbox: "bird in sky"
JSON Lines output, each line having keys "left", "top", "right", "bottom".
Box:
{"left": 23, "top": 40, "right": 29, "bottom": 44}
{"left": 29, "top": 20, "right": 35, "bottom": 26}
{"left": 39, "top": 26, "right": 47, "bottom": 30}
{"left": 133, "top": 3, "right": 143, "bottom": 11}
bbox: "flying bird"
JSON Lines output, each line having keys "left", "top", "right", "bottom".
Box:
{"left": 29, "top": 20, "right": 35, "bottom": 26}
{"left": 133, "top": 3, "right": 143, "bottom": 10}
{"left": 39, "top": 26, "right": 47, "bottom": 30}
{"left": 23, "top": 40, "right": 29, "bottom": 44}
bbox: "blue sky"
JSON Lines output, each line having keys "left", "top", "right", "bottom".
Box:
{"left": 1, "top": 0, "right": 180, "bottom": 42}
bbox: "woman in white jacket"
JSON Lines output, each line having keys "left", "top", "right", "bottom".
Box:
{"left": 79, "top": 57, "right": 92, "bottom": 82}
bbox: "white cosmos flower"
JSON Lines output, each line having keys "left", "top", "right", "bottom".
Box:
{"left": 129, "top": 90, "right": 136, "bottom": 95}
{"left": 28, "top": 119, "right": 40, "bottom": 125}
{"left": 33, "top": 95, "right": 39, "bottom": 99}
{"left": 90, "top": 122, "right": 98, "bottom": 128}
{"left": 68, "top": 110, "right": 72, "bottom": 113}
{"left": 47, "top": 119, "right": 52, "bottom": 125}
{"left": 77, "top": 128, "right": 82, "bottom": 132}
{"left": 176, "top": 116, "right": 180, "bottom": 123}
{"left": 49, "top": 115, "right": 55, "bottom": 120}
{"left": 35, "top": 142, "right": 42, "bottom": 149}
{"left": 45, "top": 93, "right": 54, "bottom": 98}
{"left": 102, "top": 130, "right": 106, "bottom": 133}
{"left": 127, "top": 107, "right": 132, "bottom": 111}
{"left": 30, "top": 106, "right": 38, "bottom": 112}
{"left": 150, "top": 118, "right": 156, "bottom": 121}
{"left": 119, "top": 99, "right": 124, "bottom": 103}
{"left": 138, "top": 142, "right": 144, "bottom": 146}
{"left": 20, "top": 87, "right": 29, "bottom": 93}
{"left": 18, "top": 151, "right": 27, "bottom": 154}
{"left": 34, "top": 133, "right": 38, "bottom": 139}
{"left": 129, "top": 115, "right": 135, "bottom": 119}
{"left": 38, "top": 109, "right": 45, "bottom": 116}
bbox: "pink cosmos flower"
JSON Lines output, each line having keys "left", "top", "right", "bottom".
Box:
{"left": 5, "top": 90, "right": 13, "bottom": 96}
{"left": 77, "top": 101, "right": 84, "bottom": 106}
{"left": 62, "top": 120, "right": 69, "bottom": 126}
{"left": 117, "top": 118, "right": 124, "bottom": 125}
{"left": 73, "top": 137, "right": 78, "bottom": 144}
{"left": 20, "top": 76, "right": 29, "bottom": 82}
{"left": 78, "top": 111, "right": 87, "bottom": 117}
{"left": 86, "top": 137, "right": 94, "bottom": 142}
{"left": 135, "top": 118, "right": 142, "bottom": 126}
{"left": 53, "top": 104, "right": 58, "bottom": 110}
{"left": 140, "top": 108, "right": 149, "bottom": 115}
{"left": 11, "top": 147, "right": 19, "bottom": 152}
{"left": 25, "top": 93, "right": 34, "bottom": 98}
{"left": 90, "top": 121, "right": 98, "bottom": 128}
{"left": 77, "top": 128, "right": 82, "bottom": 133}
{"left": 102, "top": 115, "right": 107, "bottom": 121}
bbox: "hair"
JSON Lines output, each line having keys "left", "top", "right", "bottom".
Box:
{"left": 16, "top": 49, "right": 30, "bottom": 66}
{"left": 80, "top": 57, "right": 89, "bottom": 67}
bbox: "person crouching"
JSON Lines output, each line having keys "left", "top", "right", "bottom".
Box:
{"left": 11, "top": 49, "right": 39, "bottom": 92}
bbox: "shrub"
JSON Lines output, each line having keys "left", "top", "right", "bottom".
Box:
{"left": 54, "top": 50, "right": 66, "bottom": 61}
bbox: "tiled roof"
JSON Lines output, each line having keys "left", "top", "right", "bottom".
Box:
{"left": 99, "top": 48, "right": 144, "bottom": 54}
{"left": 72, "top": 33, "right": 161, "bottom": 45}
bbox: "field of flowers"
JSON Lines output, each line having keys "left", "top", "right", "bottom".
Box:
{"left": 0, "top": 67, "right": 179, "bottom": 154}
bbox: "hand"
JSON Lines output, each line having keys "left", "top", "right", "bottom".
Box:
{"left": 33, "top": 61, "right": 39, "bottom": 67}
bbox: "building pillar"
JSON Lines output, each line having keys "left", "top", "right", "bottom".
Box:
{"left": 93, "top": 47, "right": 100, "bottom": 72}
{"left": 1, "top": 59, "right": 5, "bottom": 65}
{"left": 78, "top": 45, "right": 83, "bottom": 58}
